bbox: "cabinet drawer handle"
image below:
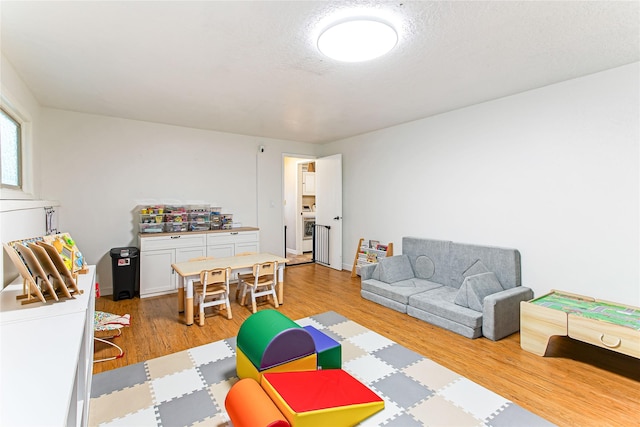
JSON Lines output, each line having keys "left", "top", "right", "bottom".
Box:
{"left": 230, "top": 232, "right": 238, "bottom": 235}
{"left": 171, "top": 236, "right": 181, "bottom": 239}
{"left": 599, "top": 334, "right": 621, "bottom": 348}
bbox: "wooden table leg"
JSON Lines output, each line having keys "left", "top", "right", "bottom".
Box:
{"left": 185, "top": 297, "right": 194, "bottom": 326}
{"left": 185, "top": 277, "right": 195, "bottom": 325}
{"left": 178, "top": 287, "right": 185, "bottom": 313}
{"left": 277, "top": 266, "right": 284, "bottom": 304}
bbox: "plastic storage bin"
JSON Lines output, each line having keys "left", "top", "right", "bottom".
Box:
{"left": 140, "top": 223, "right": 164, "bottom": 233}
{"left": 110, "top": 247, "right": 139, "bottom": 301}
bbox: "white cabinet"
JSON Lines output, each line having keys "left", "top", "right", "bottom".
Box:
{"left": 139, "top": 233, "right": 206, "bottom": 297}
{"left": 139, "top": 229, "right": 259, "bottom": 297}
{"left": 302, "top": 171, "right": 316, "bottom": 195}
{"left": 0, "top": 266, "right": 96, "bottom": 427}
{"left": 206, "top": 230, "right": 259, "bottom": 257}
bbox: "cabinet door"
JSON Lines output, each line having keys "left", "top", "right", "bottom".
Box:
{"left": 207, "top": 244, "right": 235, "bottom": 258}
{"left": 140, "top": 249, "right": 175, "bottom": 297}
{"left": 236, "top": 241, "right": 259, "bottom": 254}
{"left": 176, "top": 246, "right": 206, "bottom": 263}
{"left": 303, "top": 172, "right": 316, "bottom": 195}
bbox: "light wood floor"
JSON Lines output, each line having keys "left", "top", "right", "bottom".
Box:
{"left": 94, "top": 264, "right": 639, "bottom": 426}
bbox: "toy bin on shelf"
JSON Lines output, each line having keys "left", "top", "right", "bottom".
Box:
{"left": 188, "top": 206, "right": 211, "bottom": 232}
{"left": 164, "top": 212, "right": 188, "bottom": 232}
{"left": 139, "top": 223, "right": 164, "bottom": 233}
{"left": 221, "top": 214, "right": 233, "bottom": 229}
{"left": 139, "top": 209, "right": 165, "bottom": 233}
{"left": 165, "top": 222, "right": 189, "bottom": 232}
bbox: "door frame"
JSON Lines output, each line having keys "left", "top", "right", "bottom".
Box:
{"left": 282, "top": 154, "right": 316, "bottom": 258}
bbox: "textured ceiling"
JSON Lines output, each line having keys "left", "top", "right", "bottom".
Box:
{"left": 1, "top": 1, "right": 638, "bottom": 144}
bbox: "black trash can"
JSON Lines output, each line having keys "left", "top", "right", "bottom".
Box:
{"left": 110, "top": 247, "right": 139, "bottom": 301}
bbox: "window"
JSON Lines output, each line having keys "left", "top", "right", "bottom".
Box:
{"left": 1, "top": 107, "right": 22, "bottom": 189}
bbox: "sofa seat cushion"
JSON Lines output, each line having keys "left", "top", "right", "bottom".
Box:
{"left": 408, "top": 287, "right": 482, "bottom": 329}
{"left": 454, "top": 272, "right": 503, "bottom": 312}
{"left": 361, "top": 278, "right": 442, "bottom": 305}
{"left": 378, "top": 255, "right": 415, "bottom": 283}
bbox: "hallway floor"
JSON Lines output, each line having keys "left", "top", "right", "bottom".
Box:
{"left": 287, "top": 252, "right": 313, "bottom": 266}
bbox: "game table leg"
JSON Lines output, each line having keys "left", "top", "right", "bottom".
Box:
{"left": 520, "top": 300, "right": 568, "bottom": 356}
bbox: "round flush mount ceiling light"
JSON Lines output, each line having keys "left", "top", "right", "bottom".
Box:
{"left": 317, "top": 19, "right": 398, "bottom": 62}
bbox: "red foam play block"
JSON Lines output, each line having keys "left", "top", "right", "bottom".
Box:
{"left": 262, "top": 369, "right": 383, "bottom": 413}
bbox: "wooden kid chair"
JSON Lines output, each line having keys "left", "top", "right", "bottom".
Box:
{"left": 194, "top": 267, "right": 232, "bottom": 325}
{"left": 238, "top": 262, "right": 279, "bottom": 313}
{"left": 234, "top": 251, "right": 257, "bottom": 300}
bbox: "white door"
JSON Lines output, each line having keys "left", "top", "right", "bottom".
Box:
{"left": 315, "top": 154, "right": 342, "bottom": 270}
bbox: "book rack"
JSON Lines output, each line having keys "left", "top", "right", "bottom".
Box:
{"left": 351, "top": 238, "right": 393, "bottom": 278}
{"left": 3, "top": 233, "right": 85, "bottom": 305}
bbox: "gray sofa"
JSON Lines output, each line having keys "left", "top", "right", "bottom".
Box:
{"left": 360, "top": 237, "right": 533, "bottom": 340}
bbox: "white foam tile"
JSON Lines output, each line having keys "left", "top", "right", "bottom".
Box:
{"left": 348, "top": 330, "right": 395, "bottom": 353}
{"left": 358, "top": 398, "right": 403, "bottom": 426}
{"left": 151, "top": 367, "right": 206, "bottom": 403}
{"left": 439, "top": 377, "right": 511, "bottom": 420}
{"left": 295, "top": 317, "right": 322, "bottom": 329}
{"left": 189, "top": 340, "right": 234, "bottom": 366}
{"left": 100, "top": 407, "right": 158, "bottom": 427}
{"left": 344, "top": 353, "right": 396, "bottom": 384}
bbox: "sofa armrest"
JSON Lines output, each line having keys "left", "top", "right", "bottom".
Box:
{"left": 359, "top": 263, "right": 378, "bottom": 281}
{"left": 482, "top": 287, "right": 534, "bottom": 341}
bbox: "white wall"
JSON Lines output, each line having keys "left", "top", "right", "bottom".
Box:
{"left": 37, "top": 110, "right": 318, "bottom": 295}
{"left": 3, "top": 48, "right": 638, "bottom": 305}
{"left": 0, "top": 55, "right": 44, "bottom": 200}
{"left": 324, "top": 63, "right": 639, "bottom": 305}
{"left": 0, "top": 54, "right": 50, "bottom": 284}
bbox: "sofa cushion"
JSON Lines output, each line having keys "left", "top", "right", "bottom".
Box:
{"left": 462, "top": 259, "right": 489, "bottom": 278}
{"left": 454, "top": 272, "right": 503, "bottom": 312}
{"left": 371, "top": 264, "right": 380, "bottom": 281}
{"left": 414, "top": 255, "right": 435, "bottom": 279}
{"left": 362, "top": 278, "right": 441, "bottom": 305}
{"left": 378, "top": 255, "right": 414, "bottom": 283}
{"left": 408, "top": 287, "right": 483, "bottom": 330}
{"left": 449, "top": 242, "right": 521, "bottom": 289}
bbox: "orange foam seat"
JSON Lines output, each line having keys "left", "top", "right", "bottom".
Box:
{"left": 225, "top": 378, "right": 290, "bottom": 427}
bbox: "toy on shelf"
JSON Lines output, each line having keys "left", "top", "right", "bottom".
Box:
{"left": 42, "top": 233, "right": 87, "bottom": 275}
{"left": 136, "top": 204, "right": 238, "bottom": 233}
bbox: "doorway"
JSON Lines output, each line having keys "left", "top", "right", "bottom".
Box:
{"left": 283, "top": 155, "right": 315, "bottom": 265}
{"left": 282, "top": 154, "right": 343, "bottom": 270}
